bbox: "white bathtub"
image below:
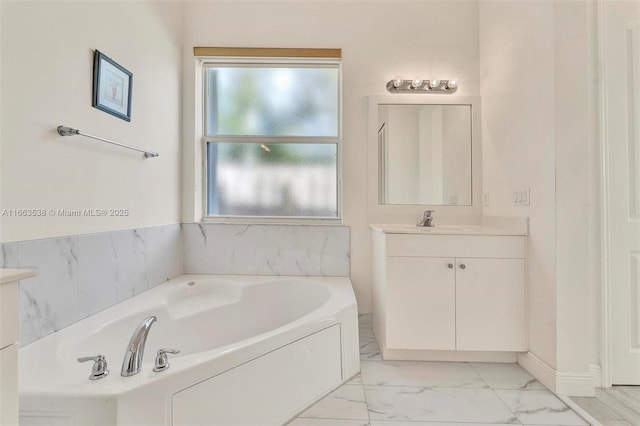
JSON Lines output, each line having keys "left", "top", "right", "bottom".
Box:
{"left": 19, "top": 275, "right": 359, "bottom": 425}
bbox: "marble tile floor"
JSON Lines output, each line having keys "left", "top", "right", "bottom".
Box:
{"left": 288, "top": 314, "right": 590, "bottom": 426}
{"left": 571, "top": 386, "right": 640, "bottom": 426}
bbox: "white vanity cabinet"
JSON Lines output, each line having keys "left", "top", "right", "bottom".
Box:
{"left": 371, "top": 228, "right": 527, "bottom": 359}
{"left": 386, "top": 256, "right": 456, "bottom": 350}
{"left": 0, "top": 269, "right": 37, "bottom": 426}
{"left": 455, "top": 257, "right": 525, "bottom": 351}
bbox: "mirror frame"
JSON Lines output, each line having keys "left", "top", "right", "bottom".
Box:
{"left": 368, "top": 94, "right": 482, "bottom": 223}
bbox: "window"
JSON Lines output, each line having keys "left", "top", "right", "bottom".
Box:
{"left": 201, "top": 51, "right": 341, "bottom": 220}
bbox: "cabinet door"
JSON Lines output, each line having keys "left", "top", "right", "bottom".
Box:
{"left": 456, "top": 258, "right": 526, "bottom": 351}
{"left": 386, "top": 257, "right": 456, "bottom": 350}
{"left": 0, "top": 281, "right": 18, "bottom": 348}
{"left": 0, "top": 345, "right": 18, "bottom": 426}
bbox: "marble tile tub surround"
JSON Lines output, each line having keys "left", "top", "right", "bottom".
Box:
{"left": 0, "top": 224, "right": 182, "bottom": 346}
{"left": 183, "top": 223, "right": 350, "bottom": 277}
{"left": 1, "top": 223, "right": 348, "bottom": 345}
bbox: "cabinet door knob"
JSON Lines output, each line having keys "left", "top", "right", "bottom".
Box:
{"left": 447, "top": 263, "right": 454, "bottom": 269}
{"left": 459, "top": 264, "right": 466, "bottom": 269}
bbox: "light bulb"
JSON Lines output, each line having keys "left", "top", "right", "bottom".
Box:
{"left": 392, "top": 76, "right": 403, "bottom": 88}
{"left": 447, "top": 79, "right": 458, "bottom": 89}
{"left": 410, "top": 79, "right": 423, "bottom": 89}
{"left": 428, "top": 79, "right": 441, "bottom": 89}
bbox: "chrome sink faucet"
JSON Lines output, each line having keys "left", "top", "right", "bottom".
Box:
{"left": 121, "top": 315, "right": 157, "bottom": 377}
{"left": 417, "top": 210, "right": 435, "bottom": 227}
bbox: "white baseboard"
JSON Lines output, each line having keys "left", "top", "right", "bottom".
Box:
{"left": 556, "top": 370, "right": 597, "bottom": 397}
{"left": 590, "top": 363, "right": 602, "bottom": 388}
{"left": 517, "top": 352, "right": 557, "bottom": 392}
{"left": 517, "top": 352, "right": 598, "bottom": 397}
{"left": 382, "top": 346, "right": 518, "bottom": 363}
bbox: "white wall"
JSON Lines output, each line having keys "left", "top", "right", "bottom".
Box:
{"left": 480, "top": 0, "right": 558, "bottom": 368}
{"left": 0, "top": 1, "right": 183, "bottom": 243}
{"left": 553, "top": 0, "right": 599, "bottom": 376}
{"left": 479, "top": 0, "right": 599, "bottom": 379}
{"left": 181, "top": 0, "right": 480, "bottom": 311}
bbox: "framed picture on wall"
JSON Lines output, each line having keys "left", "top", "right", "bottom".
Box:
{"left": 92, "top": 50, "right": 132, "bottom": 121}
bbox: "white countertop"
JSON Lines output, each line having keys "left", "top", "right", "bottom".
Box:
{"left": 369, "top": 224, "right": 528, "bottom": 236}
{"left": 0, "top": 268, "right": 38, "bottom": 284}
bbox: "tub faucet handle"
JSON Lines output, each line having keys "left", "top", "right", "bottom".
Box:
{"left": 153, "top": 348, "right": 180, "bottom": 372}
{"left": 77, "top": 354, "right": 109, "bottom": 380}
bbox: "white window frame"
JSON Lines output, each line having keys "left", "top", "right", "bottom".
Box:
{"left": 195, "top": 56, "right": 342, "bottom": 224}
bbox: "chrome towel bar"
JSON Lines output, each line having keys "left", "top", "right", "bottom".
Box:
{"left": 56, "top": 126, "right": 159, "bottom": 158}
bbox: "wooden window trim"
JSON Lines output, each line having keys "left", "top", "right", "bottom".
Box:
{"left": 194, "top": 47, "right": 341, "bottom": 59}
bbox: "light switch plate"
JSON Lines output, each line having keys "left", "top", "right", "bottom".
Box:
{"left": 513, "top": 187, "right": 531, "bottom": 206}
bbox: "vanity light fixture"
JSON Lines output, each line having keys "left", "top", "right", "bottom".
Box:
{"left": 410, "top": 78, "right": 423, "bottom": 89}
{"left": 386, "top": 77, "right": 458, "bottom": 93}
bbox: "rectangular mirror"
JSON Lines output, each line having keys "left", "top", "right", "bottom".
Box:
{"left": 368, "top": 95, "right": 481, "bottom": 222}
{"left": 378, "top": 104, "right": 472, "bottom": 205}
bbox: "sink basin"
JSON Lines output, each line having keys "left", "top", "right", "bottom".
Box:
{"left": 416, "top": 225, "right": 482, "bottom": 231}
{"left": 370, "top": 223, "right": 528, "bottom": 236}
{"left": 370, "top": 219, "right": 528, "bottom": 236}
{"left": 369, "top": 223, "right": 520, "bottom": 235}
{"left": 376, "top": 224, "right": 482, "bottom": 233}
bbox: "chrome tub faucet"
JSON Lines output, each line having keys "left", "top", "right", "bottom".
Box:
{"left": 121, "top": 315, "right": 157, "bottom": 377}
